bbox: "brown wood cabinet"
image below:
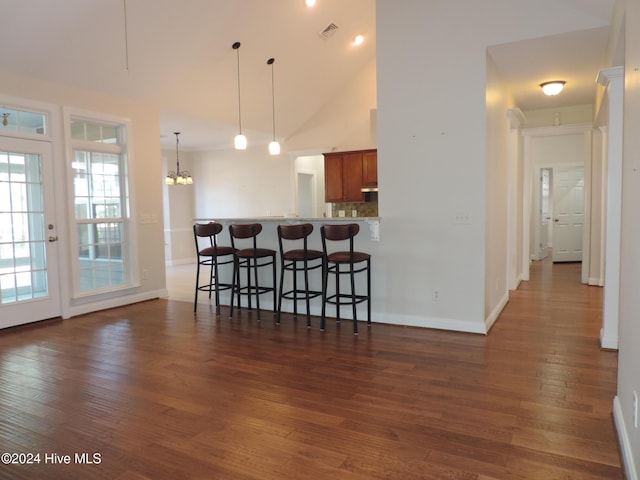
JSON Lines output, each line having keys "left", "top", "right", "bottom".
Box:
{"left": 362, "top": 150, "right": 378, "bottom": 187}
{"left": 323, "top": 149, "right": 377, "bottom": 203}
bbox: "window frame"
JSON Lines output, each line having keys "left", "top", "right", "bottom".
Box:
{"left": 63, "top": 109, "right": 138, "bottom": 298}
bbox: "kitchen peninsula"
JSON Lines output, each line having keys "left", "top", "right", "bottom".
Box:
{"left": 192, "top": 216, "right": 381, "bottom": 322}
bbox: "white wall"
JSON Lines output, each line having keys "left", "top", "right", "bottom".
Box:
{"left": 523, "top": 104, "right": 593, "bottom": 128}
{"left": 0, "top": 71, "right": 167, "bottom": 317}
{"left": 191, "top": 145, "right": 294, "bottom": 219}
{"left": 616, "top": 0, "right": 640, "bottom": 476}
{"left": 286, "top": 58, "right": 377, "bottom": 152}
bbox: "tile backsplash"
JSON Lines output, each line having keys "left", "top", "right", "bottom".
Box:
{"left": 330, "top": 199, "right": 378, "bottom": 218}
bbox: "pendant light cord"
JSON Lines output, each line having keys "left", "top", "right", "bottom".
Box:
{"left": 123, "top": 0, "right": 129, "bottom": 71}
{"left": 234, "top": 43, "right": 243, "bottom": 134}
{"left": 270, "top": 59, "right": 276, "bottom": 141}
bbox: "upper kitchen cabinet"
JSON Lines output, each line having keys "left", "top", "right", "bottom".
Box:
{"left": 324, "top": 149, "right": 377, "bottom": 203}
{"left": 362, "top": 150, "right": 378, "bottom": 189}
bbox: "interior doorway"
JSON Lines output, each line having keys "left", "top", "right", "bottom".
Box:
{"left": 297, "top": 171, "right": 316, "bottom": 218}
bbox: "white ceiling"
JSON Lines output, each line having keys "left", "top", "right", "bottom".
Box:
{"left": 0, "top": 0, "right": 617, "bottom": 150}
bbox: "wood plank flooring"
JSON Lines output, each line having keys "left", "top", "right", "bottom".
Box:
{"left": 0, "top": 258, "right": 622, "bottom": 479}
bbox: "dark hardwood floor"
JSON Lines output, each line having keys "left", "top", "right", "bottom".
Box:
{"left": 0, "top": 258, "right": 622, "bottom": 479}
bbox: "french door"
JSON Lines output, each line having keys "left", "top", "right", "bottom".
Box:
{"left": 0, "top": 136, "right": 61, "bottom": 328}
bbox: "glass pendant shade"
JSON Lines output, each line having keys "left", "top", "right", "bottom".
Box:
{"left": 269, "top": 141, "right": 280, "bottom": 155}
{"left": 234, "top": 133, "right": 247, "bottom": 150}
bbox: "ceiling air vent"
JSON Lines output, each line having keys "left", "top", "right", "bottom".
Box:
{"left": 319, "top": 22, "right": 339, "bottom": 39}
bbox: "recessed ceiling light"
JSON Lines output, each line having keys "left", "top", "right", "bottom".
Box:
{"left": 305, "top": 0, "right": 316, "bottom": 7}
{"left": 353, "top": 34, "right": 364, "bottom": 46}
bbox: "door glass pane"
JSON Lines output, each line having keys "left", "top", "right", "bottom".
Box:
{"left": 0, "top": 151, "right": 48, "bottom": 304}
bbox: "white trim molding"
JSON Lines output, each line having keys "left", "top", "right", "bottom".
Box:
{"left": 613, "top": 395, "right": 639, "bottom": 480}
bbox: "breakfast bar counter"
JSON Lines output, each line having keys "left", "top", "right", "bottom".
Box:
{"left": 192, "top": 217, "right": 381, "bottom": 322}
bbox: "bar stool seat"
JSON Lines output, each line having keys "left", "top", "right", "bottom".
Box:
{"left": 276, "top": 223, "right": 324, "bottom": 327}
{"left": 229, "top": 223, "right": 277, "bottom": 320}
{"left": 193, "top": 222, "right": 236, "bottom": 314}
{"left": 321, "top": 223, "right": 371, "bottom": 334}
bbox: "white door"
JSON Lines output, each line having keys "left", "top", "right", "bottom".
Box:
{"left": 552, "top": 166, "right": 584, "bottom": 262}
{"left": 0, "top": 137, "right": 61, "bottom": 328}
{"left": 538, "top": 168, "right": 551, "bottom": 260}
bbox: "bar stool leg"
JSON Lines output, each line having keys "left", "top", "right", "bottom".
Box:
{"left": 252, "top": 257, "right": 261, "bottom": 320}
{"left": 321, "top": 259, "right": 328, "bottom": 331}
{"left": 350, "top": 261, "right": 358, "bottom": 335}
{"left": 335, "top": 264, "right": 341, "bottom": 324}
{"left": 276, "top": 259, "right": 286, "bottom": 325}
{"left": 303, "top": 259, "right": 311, "bottom": 328}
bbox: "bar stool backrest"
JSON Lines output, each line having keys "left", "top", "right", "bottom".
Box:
{"left": 321, "top": 223, "right": 359, "bottom": 253}
{"left": 194, "top": 221, "right": 223, "bottom": 252}
{"left": 229, "top": 223, "right": 263, "bottom": 251}
{"left": 278, "top": 223, "right": 313, "bottom": 253}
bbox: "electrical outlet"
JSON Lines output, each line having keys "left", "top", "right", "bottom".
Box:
{"left": 432, "top": 290, "right": 440, "bottom": 301}
{"left": 634, "top": 391, "right": 638, "bottom": 428}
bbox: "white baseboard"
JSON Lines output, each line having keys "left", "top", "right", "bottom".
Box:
{"left": 600, "top": 328, "right": 619, "bottom": 350}
{"left": 613, "top": 395, "right": 638, "bottom": 480}
{"left": 485, "top": 292, "right": 509, "bottom": 332}
{"left": 165, "top": 257, "right": 196, "bottom": 267}
{"left": 64, "top": 289, "right": 169, "bottom": 319}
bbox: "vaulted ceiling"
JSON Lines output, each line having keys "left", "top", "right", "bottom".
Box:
{"left": 0, "top": 0, "right": 617, "bottom": 150}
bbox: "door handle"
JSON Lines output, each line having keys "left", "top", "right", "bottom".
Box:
{"left": 48, "top": 235, "right": 59, "bottom": 242}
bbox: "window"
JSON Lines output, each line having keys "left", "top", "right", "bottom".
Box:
{"left": 0, "top": 106, "right": 47, "bottom": 136}
{"left": 69, "top": 117, "right": 131, "bottom": 294}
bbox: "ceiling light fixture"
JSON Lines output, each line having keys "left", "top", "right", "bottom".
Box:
{"left": 353, "top": 34, "right": 364, "bottom": 46}
{"left": 540, "top": 80, "right": 566, "bottom": 96}
{"left": 305, "top": 0, "right": 316, "bottom": 7}
{"left": 232, "top": 42, "right": 247, "bottom": 150}
{"left": 267, "top": 58, "right": 280, "bottom": 156}
{"left": 165, "top": 132, "right": 193, "bottom": 185}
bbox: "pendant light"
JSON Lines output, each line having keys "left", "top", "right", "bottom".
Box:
{"left": 165, "top": 132, "right": 193, "bottom": 185}
{"left": 267, "top": 57, "right": 280, "bottom": 156}
{"left": 232, "top": 42, "right": 247, "bottom": 150}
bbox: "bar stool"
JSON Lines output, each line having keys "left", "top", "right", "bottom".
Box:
{"left": 276, "top": 223, "right": 324, "bottom": 327}
{"left": 193, "top": 222, "right": 236, "bottom": 314}
{"left": 229, "top": 223, "right": 277, "bottom": 320}
{"left": 321, "top": 223, "right": 371, "bottom": 334}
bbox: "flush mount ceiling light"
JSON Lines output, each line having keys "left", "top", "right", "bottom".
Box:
{"left": 267, "top": 58, "right": 280, "bottom": 156}
{"left": 232, "top": 42, "right": 247, "bottom": 150}
{"left": 540, "top": 80, "right": 566, "bottom": 96}
{"left": 305, "top": 0, "right": 316, "bottom": 7}
{"left": 353, "top": 34, "right": 364, "bottom": 46}
{"left": 165, "top": 132, "right": 193, "bottom": 185}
